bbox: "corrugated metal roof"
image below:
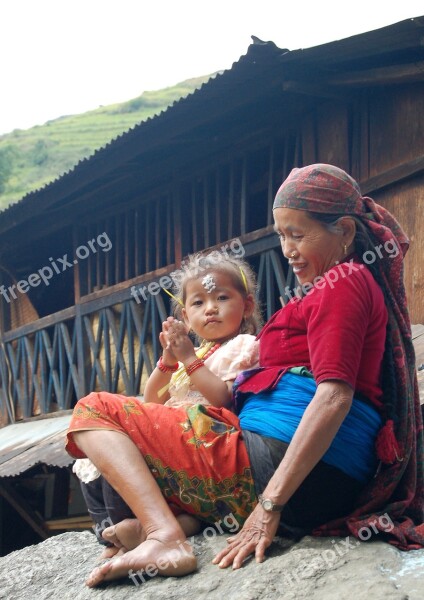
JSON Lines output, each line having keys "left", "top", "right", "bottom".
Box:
{"left": 0, "top": 413, "right": 73, "bottom": 477}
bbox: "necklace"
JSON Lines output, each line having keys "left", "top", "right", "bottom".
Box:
{"left": 200, "top": 342, "right": 221, "bottom": 361}
{"left": 165, "top": 340, "right": 223, "bottom": 393}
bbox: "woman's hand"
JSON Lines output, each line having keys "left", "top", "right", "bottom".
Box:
{"left": 212, "top": 504, "right": 281, "bottom": 569}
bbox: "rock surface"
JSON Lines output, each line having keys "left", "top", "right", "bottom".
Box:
{"left": 0, "top": 530, "right": 423, "bottom": 599}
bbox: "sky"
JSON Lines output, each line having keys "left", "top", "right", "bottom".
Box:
{"left": 1, "top": 0, "right": 423, "bottom": 136}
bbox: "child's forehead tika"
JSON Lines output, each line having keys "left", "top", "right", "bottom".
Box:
{"left": 202, "top": 273, "right": 216, "bottom": 293}
{"left": 184, "top": 271, "right": 238, "bottom": 296}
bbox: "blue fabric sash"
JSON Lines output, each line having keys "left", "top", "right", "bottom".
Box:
{"left": 238, "top": 372, "right": 381, "bottom": 483}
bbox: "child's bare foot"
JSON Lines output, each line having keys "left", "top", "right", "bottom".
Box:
{"left": 101, "top": 514, "right": 201, "bottom": 555}
{"left": 86, "top": 537, "right": 197, "bottom": 587}
{"left": 176, "top": 514, "right": 202, "bottom": 537}
{"left": 98, "top": 545, "right": 126, "bottom": 561}
{"left": 102, "top": 519, "right": 145, "bottom": 552}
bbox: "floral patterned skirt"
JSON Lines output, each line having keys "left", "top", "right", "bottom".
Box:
{"left": 66, "top": 392, "right": 257, "bottom": 528}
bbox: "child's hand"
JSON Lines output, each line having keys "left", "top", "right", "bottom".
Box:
{"left": 159, "top": 317, "right": 179, "bottom": 365}
{"left": 166, "top": 320, "right": 196, "bottom": 363}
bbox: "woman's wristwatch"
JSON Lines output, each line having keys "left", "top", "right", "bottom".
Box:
{"left": 258, "top": 494, "right": 285, "bottom": 512}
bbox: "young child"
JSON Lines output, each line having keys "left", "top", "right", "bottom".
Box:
{"left": 74, "top": 253, "right": 261, "bottom": 559}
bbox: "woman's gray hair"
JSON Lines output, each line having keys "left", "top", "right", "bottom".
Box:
{"left": 307, "top": 211, "right": 377, "bottom": 258}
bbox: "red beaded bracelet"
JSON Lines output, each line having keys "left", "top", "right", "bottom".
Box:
{"left": 185, "top": 358, "right": 204, "bottom": 376}
{"left": 156, "top": 356, "right": 179, "bottom": 373}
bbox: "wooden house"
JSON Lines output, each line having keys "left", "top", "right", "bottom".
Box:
{"left": 0, "top": 16, "right": 423, "bottom": 550}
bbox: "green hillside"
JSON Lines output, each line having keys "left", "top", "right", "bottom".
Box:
{"left": 0, "top": 74, "right": 214, "bottom": 210}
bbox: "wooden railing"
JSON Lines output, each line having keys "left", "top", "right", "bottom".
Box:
{"left": 0, "top": 233, "right": 292, "bottom": 423}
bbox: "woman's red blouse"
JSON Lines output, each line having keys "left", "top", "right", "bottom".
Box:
{"left": 240, "top": 260, "right": 388, "bottom": 409}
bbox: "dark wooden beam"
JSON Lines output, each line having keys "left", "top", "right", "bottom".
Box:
{"left": 0, "top": 480, "right": 48, "bottom": 540}
{"left": 282, "top": 80, "right": 347, "bottom": 100}
{"left": 329, "top": 61, "right": 424, "bottom": 87}
{"left": 361, "top": 155, "right": 424, "bottom": 194}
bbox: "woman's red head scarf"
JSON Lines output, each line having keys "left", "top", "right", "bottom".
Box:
{"left": 273, "top": 163, "right": 409, "bottom": 254}
{"left": 274, "top": 164, "right": 424, "bottom": 550}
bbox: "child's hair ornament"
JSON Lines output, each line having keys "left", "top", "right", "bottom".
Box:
{"left": 161, "top": 286, "right": 184, "bottom": 306}
{"left": 239, "top": 267, "right": 248, "bottom": 293}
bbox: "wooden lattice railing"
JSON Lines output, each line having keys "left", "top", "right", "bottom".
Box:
{"left": 0, "top": 235, "right": 293, "bottom": 423}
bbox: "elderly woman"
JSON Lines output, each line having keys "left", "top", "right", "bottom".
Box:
{"left": 66, "top": 164, "right": 423, "bottom": 586}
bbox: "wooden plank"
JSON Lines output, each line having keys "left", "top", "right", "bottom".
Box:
{"left": 349, "top": 97, "right": 361, "bottom": 179}
{"left": 173, "top": 187, "right": 182, "bottom": 267}
{"left": 22, "top": 335, "right": 42, "bottom": 413}
{"left": 361, "top": 155, "right": 424, "bottom": 195}
{"left": 359, "top": 91, "right": 370, "bottom": 181}
{"left": 125, "top": 303, "right": 136, "bottom": 394}
{"left": 75, "top": 304, "right": 87, "bottom": 398}
{"left": 228, "top": 161, "right": 234, "bottom": 239}
{"left": 166, "top": 194, "right": 172, "bottom": 266}
{"left": 45, "top": 515, "right": 93, "bottom": 531}
{"left": 215, "top": 168, "right": 221, "bottom": 245}
{"left": 59, "top": 322, "right": 80, "bottom": 399}
{"left": 108, "top": 216, "right": 115, "bottom": 286}
{"left": 267, "top": 144, "right": 274, "bottom": 226}
{"left": 114, "top": 215, "right": 122, "bottom": 286}
{"left": 5, "top": 342, "right": 25, "bottom": 414}
{"left": 368, "top": 84, "right": 424, "bottom": 177}
{"left": 201, "top": 177, "right": 208, "bottom": 248}
{"left": 294, "top": 129, "right": 301, "bottom": 167}
{"left": 72, "top": 226, "right": 82, "bottom": 303}
{"left": 191, "top": 181, "right": 197, "bottom": 252}
{"left": 316, "top": 102, "right": 349, "bottom": 171}
{"left": 42, "top": 328, "right": 62, "bottom": 410}
{"left": 107, "top": 307, "right": 130, "bottom": 393}
{"left": 301, "top": 111, "right": 316, "bottom": 165}
{"left": 96, "top": 223, "right": 102, "bottom": 291}
{"left": 83, "top": 314, "right": 107, "bottom": 391}
{"left": 134, "top": 208, "right": 140, "bottom": 276}
{"left": 282, "top": 80, "right": 347, "bottom": 100}
{"left": 155, "top": 199, "right": 161, "bottom": 270}
{"left": 142, "top": 204, "right": 149, "bottom": 274}
{"left": 240, "top": 156, "right": 247, "bottom": 235}
{"left": 2, "top": 307, "right": 76, "bottom": 345}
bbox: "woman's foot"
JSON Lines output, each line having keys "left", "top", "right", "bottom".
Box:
{"left": 86, "top": 537, "right": 197, "bottom": 587}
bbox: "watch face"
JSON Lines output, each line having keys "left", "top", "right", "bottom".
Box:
{"left": 262, "top": 499, "right": 273, "bottom": 511}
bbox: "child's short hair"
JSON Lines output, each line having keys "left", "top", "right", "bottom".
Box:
{"left": 171, "top": 252, "right": 262, "bottom": 335}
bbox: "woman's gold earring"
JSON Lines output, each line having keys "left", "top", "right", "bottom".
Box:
{"left": 343, "top": 244, "right": 348, "bottom": 256}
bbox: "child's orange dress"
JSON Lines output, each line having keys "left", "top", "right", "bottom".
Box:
{"left": 68, "top": 334, "right": 259, "bottom": 528}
